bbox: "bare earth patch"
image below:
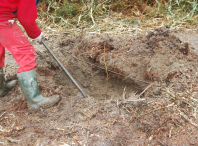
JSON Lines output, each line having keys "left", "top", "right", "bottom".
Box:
{"left": 0, "top": 29, "right": 198, "bottom": 145}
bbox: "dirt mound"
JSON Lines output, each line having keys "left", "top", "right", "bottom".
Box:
{"left": 72, "top": 28, "right": 196, "bottom": 90}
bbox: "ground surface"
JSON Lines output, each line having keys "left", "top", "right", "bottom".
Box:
{"left": 0, "top": 29, "right": 198, "bottom": 146}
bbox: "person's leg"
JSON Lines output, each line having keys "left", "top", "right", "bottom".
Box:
{"left": 0, "top": 67, "right": 17, "bottom": 97}
{"left": 0, "top": 21, "right": 37, "bottom": 73}
{"left": 0, "top": 43, "right": 17, "bottom": 97}
{"left": 0, "top": 21, "right": 60, "bottom": 111}
{"left": 17, "top": 69, "right": 60, "bottom": 112}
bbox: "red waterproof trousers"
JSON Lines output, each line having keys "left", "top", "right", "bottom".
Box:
{"left": 0, "top": 21, "right": 37, "bottom": 73}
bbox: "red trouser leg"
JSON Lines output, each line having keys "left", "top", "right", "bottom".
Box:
{"left": 0, "top": 44, "right": 5, "bottom": 68}
{"left": 0, "top": 21, "right": 37, "bottom": 73}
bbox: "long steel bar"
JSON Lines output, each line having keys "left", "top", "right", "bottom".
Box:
{"left": 42, "top": 40, "right": 88, "bottom": 98}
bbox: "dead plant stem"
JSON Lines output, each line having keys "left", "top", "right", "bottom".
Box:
{"left": 137, "top": 83, "right": 153, "bottom": 99}
{"left": 104, "top": 6, "right": 110, "bottom": 99}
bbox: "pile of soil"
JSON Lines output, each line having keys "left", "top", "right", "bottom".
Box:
{"left": 0, "top": 29, "right": 198, "bottom": 145}
{"left": 73, "top": 28, "right": 194, "bottom": 87}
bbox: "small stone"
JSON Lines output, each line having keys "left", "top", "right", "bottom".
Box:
{"left": 165, "top": 61, "right": 170, "bottom": 66}
{"left": 82, "top": 82, "right": 90, "bottom": 88}
{"left": 169, "top": 58, "right": 174, "bottom": 64}
{"left": 153, "top": 87, "right": 162, "bottom": 95}
{"left": 161, "top": 83, "right": 167, "bottom": 87}
{"left": 77, "top": 92, "right": 83, "bottom": 98}
{"left": 165, "top": 57, "right": 174, "bottom": 66}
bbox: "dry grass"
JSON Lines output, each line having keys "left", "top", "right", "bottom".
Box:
{"left": 36, "top": 0, "right": 198, "bottom": 37}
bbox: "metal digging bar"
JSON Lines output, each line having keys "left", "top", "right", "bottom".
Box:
{"left": 42, "top": 39, "right": 88, "bottom": 98}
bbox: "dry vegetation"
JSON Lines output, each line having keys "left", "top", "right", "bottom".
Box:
{"left": 37, "top": 0, "right": 198, "bottom": 35}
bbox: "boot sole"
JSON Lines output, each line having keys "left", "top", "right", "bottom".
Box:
{"left": 28, "top": 95, "right": 60, "bottom": 113}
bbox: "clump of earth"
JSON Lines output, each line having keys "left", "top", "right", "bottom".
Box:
{"left": 0, "top": 28, "right": 198, "bottom": 145}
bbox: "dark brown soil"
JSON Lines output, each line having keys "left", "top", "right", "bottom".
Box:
{"left": 0, "top": 29, "right": 198, "bottom": 145}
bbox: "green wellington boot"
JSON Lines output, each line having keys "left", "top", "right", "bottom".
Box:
{"left": 17, "top": 69, "right": 60, "bottom": 112}
{"left": 0, "top": 67, "right": 17, "bottom": 97}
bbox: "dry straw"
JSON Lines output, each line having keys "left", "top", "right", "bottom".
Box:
{"left": 36, "top": 0, "right": 198, "bottom": 35}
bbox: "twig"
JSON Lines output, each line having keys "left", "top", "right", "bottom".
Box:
{"left": 86, "top": 131, "right": 89, "bottom": 146}
{"left": 162, "top": 88, "right": 176, "bottom": 99}
{"left": 146, "top": 56, "right": 152, "bottom": 65}
{"left": 104, "top": 6, "right": 110, "bottom": 99}
{"left": 6, "top": 137, "right": 21, "bottom": 143}
{"left": 0, "top": 111, "right": 6, "bottom": 118}
{"left": 90, "top": 7, "right": 95, "bottom": 28}
{"left": 137, "top": 83, "right": 153, "bottom": 99}
{"left": 180, "top": 111, "right": 198, "bottom": 128}
{"left": 125, "top": 98, "right": 146, "bottom": 102}
{"left": 0, "top": 126, "right": 24, "bottom": 133}
{"left": 189, "top": 96, "right": 198, "bottom": 102}
{"left": 50, "top": 128, "right": 65, "bottom": 131}
{"left": 169, "top": 126, "right": 173, "bottom": 138}
{"left": 122, "top": 86, "right": 126, "bottom": 100}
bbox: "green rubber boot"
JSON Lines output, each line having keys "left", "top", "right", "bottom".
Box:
{"left": 0, "top": 67, "right": 17, "bottom": 97}
{"left": 17, "top": 69, "right": 60, "bottom": 112}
